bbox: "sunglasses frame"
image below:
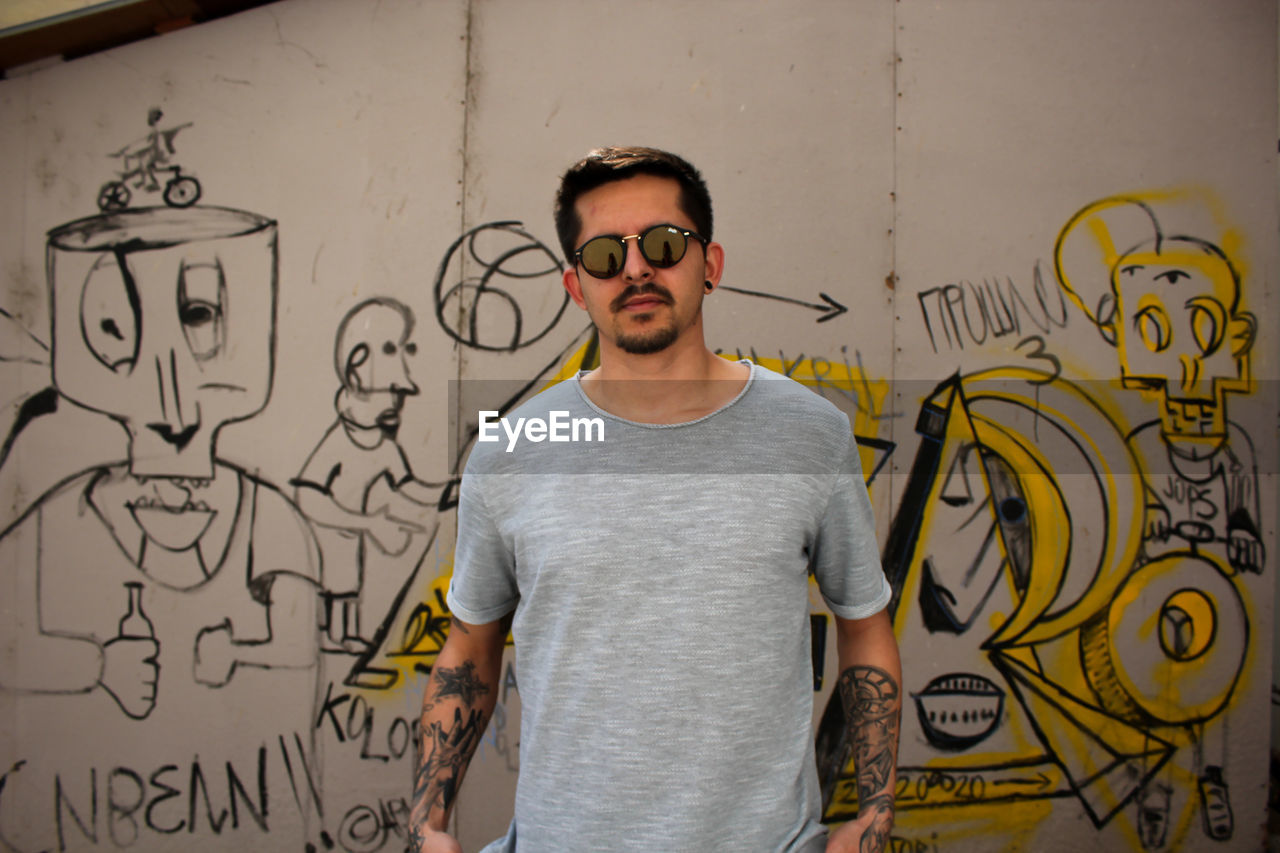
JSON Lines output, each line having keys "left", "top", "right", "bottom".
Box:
{"left": 573, "top": 224, "right": 708, "bottom": 280}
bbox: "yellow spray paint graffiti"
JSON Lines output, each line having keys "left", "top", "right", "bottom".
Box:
{"left": 820, "top": 192, "right": 1262, "bottom": 850}
{"left": 1054, "top": 193, "right": 1262, "bottom": 576}
{"left": 820, "top": 365, "right": 1254, "bottom": 848}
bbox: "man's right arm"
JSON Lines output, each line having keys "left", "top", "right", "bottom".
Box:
{"left": 410, "top": 614, "right": 509, "bottom": 852}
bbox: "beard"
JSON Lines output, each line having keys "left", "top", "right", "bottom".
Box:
{"left": 615, "top": 323, "right": 679, "bottom": 354}
{"left": 608, "top": 282, "right": 680, "bottom": 354}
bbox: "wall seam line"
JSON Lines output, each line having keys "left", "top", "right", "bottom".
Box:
{"left": 452, "top": 0, "right": 477, "bottom": 479}
{"left": 887, "top": 0, "right": 900, "bottom": 542}
{"left": 458, "top": 0, "right": 475, "bottom": 390}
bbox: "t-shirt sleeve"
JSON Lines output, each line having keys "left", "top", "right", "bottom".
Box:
{"left": 293, "top": 424, "right": 343, "bottom": 494}
{"left": 446, "top": 468, "right": 519, "bottom": 625}
{"left": 811, "top": 432, "right": 891, "bottom": 620}
{"left": 249, "top": 478, "right": 323, "bottom": 591}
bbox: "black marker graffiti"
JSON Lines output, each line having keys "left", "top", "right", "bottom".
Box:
{"left": 0, "top": 201, "right": 324, "bottom": 850}
{"left": 336, "top": 796, "right": 411, "bottom": 852}
{"left": 44, "top": 735, "right": 319, "bottom": 849}
{"left": 716, "top": 284, "right": 848, "bottom": 322}
{"left": 433, "top": 221, "right": 568, "bottom": 352}
{"left": 1, "top": 206, "right": 319, "bottom": 712}
{"left": 293, "top": 297, "right": 445, "bottom": 658}
{"left": 315, "top": 684, "right": 418, "bottom": 764}
{"left": 98, "top": 108, "right": 201, "bottom": 212}
{"left": 911, "top": 673, "right": 1004, "bottom": 750}
{"left": 916, "top": 261, "right": 1069, "bottom": 353}
{"left": 103, "top": 581, "right": 160, "bottom": 719}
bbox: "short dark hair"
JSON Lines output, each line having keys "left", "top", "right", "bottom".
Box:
{"left": 553, "top": 147, "right": 713, "bottom": 263}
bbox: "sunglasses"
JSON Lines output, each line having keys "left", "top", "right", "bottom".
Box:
{"left": 574, "top": 224, "right": 708, "bottom": 280}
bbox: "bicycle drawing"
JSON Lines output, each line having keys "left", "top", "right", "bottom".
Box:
{"left": 96, "top": 108, "right": 202, "bottom": 212}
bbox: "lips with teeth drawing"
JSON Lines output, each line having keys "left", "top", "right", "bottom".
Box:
{"left": 127, "top": 479, "right": 217, "bottom": 550}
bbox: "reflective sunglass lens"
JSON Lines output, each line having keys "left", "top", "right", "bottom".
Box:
{"left": 641, "top": 227, "right": 686, "bottom": 267}
{"left": 577, "top": 226, "right": 697, "bottom": 278}
{"left": 581, "top": 237, "right": 623, "bottom": 278}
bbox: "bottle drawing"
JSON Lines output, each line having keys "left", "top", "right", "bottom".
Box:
{"left": 119, "top": 581, "right": 155, "bottom": 639}
{"left": 106, "top": 581, "right": 158, "bottom": 720}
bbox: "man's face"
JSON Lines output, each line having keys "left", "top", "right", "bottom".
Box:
{"left": 562, "top": 174, "right": 722, "bottom": 356}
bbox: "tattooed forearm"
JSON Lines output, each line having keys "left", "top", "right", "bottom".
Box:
{"left": 434, "top": 660, "right": 490, "bottom": 705}
{"left": 415, "top": 707, "right": 486, "bottom": 812}
{"left": 837, "top": 665, "right": 901, "bottom": 853}
{"left": 410, "top": 658, "right": 494, "bottom": 841}
{"left": 419, "top": 659, "right": 490, "bottom": 715}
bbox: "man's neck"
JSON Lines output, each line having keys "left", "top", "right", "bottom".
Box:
{"left": 580, "top": 340, "right": 750, "bottom": 424}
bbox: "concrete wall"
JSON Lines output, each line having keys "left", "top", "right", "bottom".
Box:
{"left": 0, "top": 1, "right": 1274, "bottom": 850}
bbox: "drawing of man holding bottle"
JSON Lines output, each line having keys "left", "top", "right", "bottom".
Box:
{"left": 0, "top": 205, "right": 322, "bottom": 848}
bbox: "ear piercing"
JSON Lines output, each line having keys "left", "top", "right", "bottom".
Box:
{"left": 704, "top": 281, "right": 714, "bottom": 293}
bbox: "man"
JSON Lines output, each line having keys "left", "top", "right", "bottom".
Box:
{"left": 411, "top": 147, "right": 900, "bottom": 852}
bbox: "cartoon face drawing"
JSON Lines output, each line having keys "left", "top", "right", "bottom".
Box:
{"left": 1111, "top": 238, "right": 1253, "bottom": 443}
{"left": 334, "top": 298, "right": 419, "bottom": 434}
{"left": 1054, "top": 197, "right": 1257, "bottom": 455}
{"left": 49, "top": 207, "right": 277, "bottom": 481}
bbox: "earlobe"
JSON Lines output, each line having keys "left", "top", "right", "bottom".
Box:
{"left": 703, "top": 242, "right": 725, "bottom": 286}
{"left": 563, "top": 267, "right": 587, "bottom": 310}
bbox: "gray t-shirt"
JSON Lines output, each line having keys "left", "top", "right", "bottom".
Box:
{"left": 448, "top": 362, "right": 891, "bottom": 852}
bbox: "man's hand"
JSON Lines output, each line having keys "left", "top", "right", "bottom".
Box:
{"left": 830, "top": 611, "right": 901, "bottom": 853}
{"left": 826, "top": 799, "right": 894, "bottom": 852}
{"left": 410, "top": 617, "right": 507, "bottom": 848}
{"left": 409, "top": 826, "right": 463, "bottom": 853}
{"left": 99, "top": 635, "right": 159, "bottom": 719}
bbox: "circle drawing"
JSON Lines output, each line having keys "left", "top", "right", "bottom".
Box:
{"left": 433, "top": 221, "right": 568, "bottom": 352}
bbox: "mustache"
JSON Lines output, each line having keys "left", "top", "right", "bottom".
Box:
{"left": 610, "top": 282, "right": 675, "bottom": 313}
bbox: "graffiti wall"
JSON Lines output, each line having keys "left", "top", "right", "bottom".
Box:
{"left": 0, "top": 0, "right": 1273, "bottom": 851}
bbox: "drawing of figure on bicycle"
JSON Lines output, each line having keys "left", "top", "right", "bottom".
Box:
{"left": 97, "top": 108, "right": 202, "bottom": 211}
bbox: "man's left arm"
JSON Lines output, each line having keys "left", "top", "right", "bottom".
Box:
{"left": 825, "top": 607, "right": 901, "bottom": 853}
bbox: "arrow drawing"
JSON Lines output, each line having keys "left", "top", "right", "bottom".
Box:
{"left": 716, "top": 285, "right": 848, "bottom": 322}
{"left": 993, "top": 771, "right": 1055, "bottom": 792}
